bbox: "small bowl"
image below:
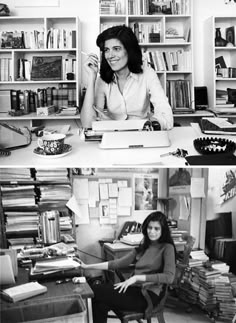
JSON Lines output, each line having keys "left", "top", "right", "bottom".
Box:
{"left": 193, "top": 137, "right": 236, "bottom": 155}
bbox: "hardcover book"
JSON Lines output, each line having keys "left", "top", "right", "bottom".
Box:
{"left": 0, "top": 282, "right": 47, "bottom": 302}
{"left": 31, "top": 56, "right": 62, "bottom": 81}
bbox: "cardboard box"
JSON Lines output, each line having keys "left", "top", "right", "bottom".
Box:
{"left": 1, "top": 296, "right": 86, "bottom": 323}
{"left": 36, "top": 106, "right": 55, "bottom": 116}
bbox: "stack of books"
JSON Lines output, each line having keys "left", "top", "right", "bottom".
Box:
{"left": 214, "top": 275, "right": 236, "bottom": 322}
{"left": 35, "top": 168, "right": 69, "bottom": 182}
{"left": 0, "top": 185, "right": 36, "bottom": 208}
{"left": 5, "top": 210, "right": 39, "bottom": 235}
{"left": 0, "top": 168, "right": 32, "bottom": 182}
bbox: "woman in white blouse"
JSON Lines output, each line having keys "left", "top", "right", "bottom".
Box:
{"left": 80, "top": 25, "right": 173, "bottom": 130}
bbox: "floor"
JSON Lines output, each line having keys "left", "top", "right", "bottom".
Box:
{"left": 107, "top": 305, "right": 214, "bottom": 323}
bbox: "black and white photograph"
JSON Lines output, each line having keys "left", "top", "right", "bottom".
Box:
{"left": 0, "top": 1, "right": 236, "bottom": 323}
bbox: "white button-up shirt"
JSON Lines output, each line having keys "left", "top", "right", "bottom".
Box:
{"left": 94, "top": 66, "right": 173, "bottom": 130}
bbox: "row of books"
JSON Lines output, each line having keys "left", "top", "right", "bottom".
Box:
{"left": 0, "top": 57, "right": 12, "bottom": 82}
{"left": 166, "top": 79, "right": 192, "bottom": 112}
{"left": 130, "top": 22, "right": 161, "bottom": 43}
{"left": 0, "top": 30, "right": 44, "bottom": 49}
{"left": 10, "top": 86, "right": 77, "bottom": 113}
{"left": 0, "top": 29, "right": 76, "bottom": 50}
{"left": 128, "top": 0, "right": 190, "bottom": 15}
{"left": 143, "top": 49, "right": 191, "bottom": 71}
{"left": 213, "top": 237, "right": 236, "bottom": 262}
{"left": 46, "top": 28, "right": 76, "bottom": 49}
{"left": 100, "top": 0, "right": 125, "bottom": 14}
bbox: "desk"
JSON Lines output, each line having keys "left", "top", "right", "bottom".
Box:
{"left": 1, "top": 125, "right": 235, "bottom": 167}
{"left": 1, "top": 125, "right": 233, "bottom": 167}
{"left": 0, "top": 267, "right": 94, "bottom": 323}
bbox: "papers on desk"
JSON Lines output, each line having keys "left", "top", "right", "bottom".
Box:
{"left": 31, "top": 257, "right": 80, "bottom": 275}
{"left": 120, "top": 233, "right": 143, "bottom": 246}
{"left": 0, "top": 282, "right": 47, "bottom": 303}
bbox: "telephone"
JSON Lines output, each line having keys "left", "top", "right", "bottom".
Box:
{"left": 0, "top": 123, "right": 32, "bottom": 150}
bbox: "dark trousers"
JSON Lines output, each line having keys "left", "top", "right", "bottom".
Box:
{"left": 91, "top": 283, "right": 159, "bottom": 323}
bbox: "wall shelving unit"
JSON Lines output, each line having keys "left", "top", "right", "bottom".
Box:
{"left": 0, "top": 168, "right": 75, "bottom": 251}
{"left": 206, "top": 16, "right": 236, "bottom": 116}
{"left": 0, "top": 16, "right": 81, "bottom": 129}
{"left": 99, "top": 0, "right": 202, "bottom": 118}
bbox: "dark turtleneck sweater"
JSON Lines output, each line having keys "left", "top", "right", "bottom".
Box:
{"left": 108, "top": 241, "right": 176, "bottom": 296}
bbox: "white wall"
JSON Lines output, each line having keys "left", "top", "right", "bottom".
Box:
{"left": 4, "top": 0, "right": 236, "bottom": 86}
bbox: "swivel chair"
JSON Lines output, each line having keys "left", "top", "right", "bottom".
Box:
{"left": 112, "top": 282, "right": 168, "bottom": 323}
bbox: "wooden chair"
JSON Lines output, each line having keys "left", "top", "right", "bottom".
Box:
{"left": 166, "top": 234, "right": 196, "bottom": 309}
{"left": 112, "top": 282, "right": 168, "bottom": 323}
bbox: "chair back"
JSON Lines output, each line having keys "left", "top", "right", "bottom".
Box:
{"left": 173, "top": 234, "right": 195, "bottom": 287}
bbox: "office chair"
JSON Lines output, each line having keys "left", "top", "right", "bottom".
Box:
{"left": 112, "top": 282, "right": 168, "bottom": 323}
{"left": 166, "top": 234, "right": 196, "bottom": 310}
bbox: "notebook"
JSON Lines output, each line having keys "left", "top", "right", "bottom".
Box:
{"left": 100, "top": 131, "right": 170, "bottom": 149}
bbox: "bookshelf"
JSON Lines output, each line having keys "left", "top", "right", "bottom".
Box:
{"left": 99, "top": 0, "right": 197, "bottom": 116}
{"left": 0, "top": 16, "right": 82, "bottom": 128}
{"left": 206, "top": 16, "right": 236, "bottom": 115}
{"left": 0, "top": 168, "right": 75, "bottom": 252}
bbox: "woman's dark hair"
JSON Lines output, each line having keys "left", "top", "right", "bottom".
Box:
{"left": 137, "top": 211, "right": 175, "bottom": 254}
{"left": 96, "top": 25, "right": 143, "bottom": 83}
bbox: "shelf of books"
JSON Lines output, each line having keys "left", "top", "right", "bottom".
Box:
{"left": 0, "top": 16, "right": 82, "bottom": 128}
{"left": 99, "top": 0, "right": 196, "bottom": 115}
{"left": 0, "top": 168, "right": 75, "bottom": 257}
{"left": 207, "top": 16, "right": 236, "bottom": 116}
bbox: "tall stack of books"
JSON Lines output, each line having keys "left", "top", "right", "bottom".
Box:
{"left": 191, "top": 266, "right": 221, "bottom": 313}
{"left": 214, "top": 275, "right": 236, "bottom": 322}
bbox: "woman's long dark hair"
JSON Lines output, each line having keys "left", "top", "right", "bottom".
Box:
{"left": 96, "top": 25, "right": 143, "bottom": 83}
{"left": 137, "top": 211, "right": 176, "bottom": 256}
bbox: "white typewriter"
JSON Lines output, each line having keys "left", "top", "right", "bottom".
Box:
{"left": 87, "top": 120, "right": 171, "bottom": 149}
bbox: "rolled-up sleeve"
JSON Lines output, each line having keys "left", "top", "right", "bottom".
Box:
{"left": 147, "top": 67, "right": 174, "bottom": 130}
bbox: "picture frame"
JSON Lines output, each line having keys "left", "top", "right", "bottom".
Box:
{"left": 226, "top": 26, "right": 235, "bottom": 46}
{"left": 31, "top": 56, "right": 62, "bottom": 81}
{"left": 168, "top": 168, "right": 191, "bottom": 195}
{"left": 133, "top": 173, "right": 159, "bottom": 212}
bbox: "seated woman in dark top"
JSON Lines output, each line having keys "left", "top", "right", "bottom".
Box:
{"left": 76, "top": 211, "right": 176, "bottom": 323}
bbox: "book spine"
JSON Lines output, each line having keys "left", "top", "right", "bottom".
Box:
{"left": 10, "top": 90, "right": 20, "bottom": 110}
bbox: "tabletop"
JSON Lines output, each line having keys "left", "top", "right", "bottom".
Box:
{"left": 0, "top": 125, "right": 235, "bottom": 167}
